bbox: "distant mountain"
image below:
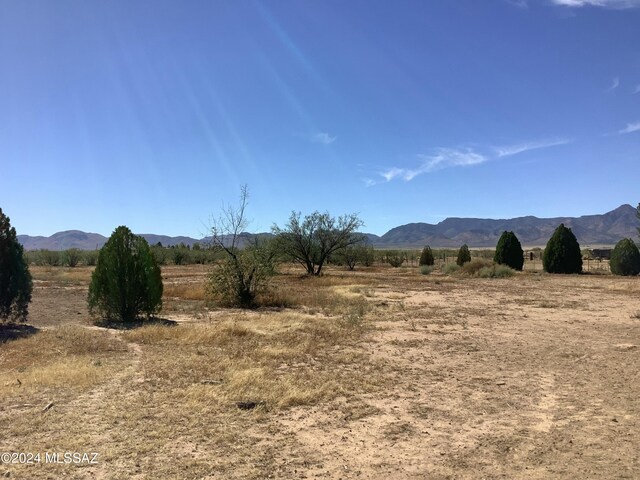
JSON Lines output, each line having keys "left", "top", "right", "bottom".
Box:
{"left": 16, "top": 204, "right": 639, "bottom": 250}
{"left": 374, "top": 204, "right": 639, "bottom": 248}
{"left": 17, "top": 231, "right": 204, "bottom": 251}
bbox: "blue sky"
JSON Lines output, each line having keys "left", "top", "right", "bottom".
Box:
{"left": 1, "top": 0, "right": 639, "bottom": 237}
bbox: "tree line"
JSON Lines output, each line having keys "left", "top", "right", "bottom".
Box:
{"left": 2, "top": 198, "right": 640, "bottom": 324}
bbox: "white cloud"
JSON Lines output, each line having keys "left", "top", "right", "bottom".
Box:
{"left": 362, "top": 178, "right": 378, "bottom": 188}
{"left": 379, "top": 148, "right": 487, "bottom": 183}
{"left": 605, "top": 77, "right": 620, "bottom": 92}
{"left": 551, "top": 0, "right": 640, "bottom": 8}
{"left": 310, "top": 132, "right": 336, "bottom": 144}
{"left": 505, "top": 0, "right": 529, "bottom": 8}
{"left": 494, "top": 138, "right": 572, "bottom": 157}
{"left": 633, "top": 85, "right": 640, "bottom": 94}
{"left": 370, "top": 137, "right": 571, "bottom": 185}
{"left": 618, "top": 122, "right": 640, "bottom": 134}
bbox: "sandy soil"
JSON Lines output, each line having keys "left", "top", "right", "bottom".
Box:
{"left": 2, "top": 266, "right": 639, "bottom": 479}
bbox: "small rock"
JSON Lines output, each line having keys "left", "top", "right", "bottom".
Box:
{"left": 200, "top": 379, "right": 223, "bottom": 385}
{"left": 236, "top": 401, "right": 265, "bottom": 410}
{"left": 42, "top": 402, "right": 54, "bottom": 412}
{"left": 496, "top": 381, "right": 506, "bottom": 386}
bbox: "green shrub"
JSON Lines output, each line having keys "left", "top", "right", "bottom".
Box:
{"left": 419, "top": 265, "right": 434, "bottom": 275}
{"left": 386, "top": 250, "right": 405, "bottom": 268}
{"left": 62, "top": 248, "right": 82, "bottom": 267}
{"left": 208, "top": 239, "right": 277, "bottom": 308}
{"left": 35, "top": 249, "right": 61, "bottom": 266}
{"left": 610, "top": 238, "right": 640, "bottom": 276}
{"left": 442, "top": 263, "right": 460, "bottom": 275}
{"left": 456, "top": 244, "right": 471, "bottom": 266}
{"left": 477, "top": 264, "right": 515, "bottom": 278}
{"left": 494, "top": 231, "right": 524, "bottom": 271}
{"left": 83, "top": 250, "right": 98, "bottom": 266}
{"left": 543, "top": 224, "right": 582, "bottom": 274}
{"left": 0, "top": 208, "right": 32, "bottom": 322}
{"left": 419, "top": 246, "right": 435, "bottom": 266}
{"left": 88, "top": 226, "right": 163, "bottom": 322}
{"left": 461, "top": 258, "right": 493, "bottom": 275}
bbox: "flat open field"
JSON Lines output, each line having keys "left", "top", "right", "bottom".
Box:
{"left": 1, "top": 264, "right": 639, "bottom": 479}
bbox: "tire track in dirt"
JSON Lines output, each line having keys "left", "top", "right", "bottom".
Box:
{"left": 49, "top": 325, "right": 146, "bottom": 480}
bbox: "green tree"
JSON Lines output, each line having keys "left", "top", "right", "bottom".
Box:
{"left": 542, "top": 223, "right": 582, "bottom": 274}
{"left": 494, "top": 231, "right": 524, "bottom": 271}
{"left": 0, "top": 209, "right": 32, "bottom": 322}
{"left": 419, "top": 246, "right": 435, "bottom": 266}
{"left": 610, "top": 238, "right": 640, "bottom": 276}
{"left": 456, "top": 244, "right": 471, "bottom": 266}
{"left": 273, "top": 211, "right": 364, "bottom": 276}
{"left": 88, "top": 226, "right": 163, "bottom": 322}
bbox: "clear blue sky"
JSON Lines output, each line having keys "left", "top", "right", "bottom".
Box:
{"left": 2, "top": 0, "right": 639, "bottom": 237}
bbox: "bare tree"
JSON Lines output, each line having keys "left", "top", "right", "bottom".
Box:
{"left": 208, "top": 186, "right": 276, "bottom": 307}
{"left": 272, "top": 211, "right": 364, "bottom": 276}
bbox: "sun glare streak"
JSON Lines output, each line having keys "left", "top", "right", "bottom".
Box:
{"left": 255, "top": 2, "right": 330, "bottom": 96}
{"left": 175, "top": 69, "right": 240, "bottom": 187}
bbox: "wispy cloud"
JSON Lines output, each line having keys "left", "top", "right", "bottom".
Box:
{"left": 618, "top": 122, "right": 640, "bottom": 134}
{"left": 310, "top": 132, "right": 336, "bottom": 144}
{"left": 605, "top": 76, "right": 620, "bottom": 92}
{"left": 494, "top": 138, "right": 572, "bottom": 157}
{"left": 377, "top": 148, "right": 487, "bottom": 183}
{"left": 633, "top": 85, "right": 640, "bottom": 94}
{"left": 552, "top": 0, "right": 640, "bottom": 8}
{"left": 504, "top": 0, "right": 529, "bottom": 8}
{"left": 367, "top": 137, "right": 570, "bottom": 186}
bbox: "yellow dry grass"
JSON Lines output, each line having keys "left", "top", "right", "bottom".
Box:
{"left": 162, "top": 282, "right": 207, "bottom": 300}
{"left": 0, "top": 326, "right": 128, "bottom": 399}
{"left": 30, "top": 266, "right": 94, "bottom": 284}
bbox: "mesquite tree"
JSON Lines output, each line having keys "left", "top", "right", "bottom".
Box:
{"left": 273, "top": 211, "right": 364, "bottom": 276}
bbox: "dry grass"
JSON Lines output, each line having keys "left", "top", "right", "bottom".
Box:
{"left": 0, "top": 326, "right": 127, "bottom": 399}
{"left": 163, "top": 282, "right": 207, "bottom": 300}
{"left": 122, "top": 311, "right": 374, "bottom": 411}
{"left": 5, "top": 262, "right": 640, "bottom": 479}
{"left": 30, "top": 266, "right": 94, "bottom": 285}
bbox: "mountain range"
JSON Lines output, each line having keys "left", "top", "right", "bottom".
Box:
{"left": 17, "top": 204, "right": 639, "bottom": 251}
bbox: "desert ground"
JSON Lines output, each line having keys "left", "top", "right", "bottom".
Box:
{"left": 1, "top": 263, "right": 639, "bottom": 479}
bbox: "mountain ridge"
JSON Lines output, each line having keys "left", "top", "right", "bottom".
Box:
{"left": 16, "top": 204, "right": 639, "bottom": 250}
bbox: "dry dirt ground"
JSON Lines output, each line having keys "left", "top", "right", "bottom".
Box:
{"left": 1, "top": 264, "right": 639, "bottom": 479}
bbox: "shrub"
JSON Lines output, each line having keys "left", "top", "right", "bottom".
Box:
{"left": 442, "top": 263, "right": 460, "bottom": 275}
{"left": 494, "top": 231, "right": 524, "bottom": 271}
{"left": 208, "top": 186, "right": 277, "bottom": 308}
{"left": 461, "top": 258, "right": 493, "bottom": 275}
{"left": 543, "top": 223, "right": 582, "bottom": 274}
{"left": 477, "top": 264, "right": 515, "bottom": 278}
{"left": 610, "top": 238, "right": 640, "bottom": 276}
{"left": 419, "top": 265, "right": 434, "bottom": 275}
{"left": 62, "top": 248, "right": 82, "bottom": 267}
{"left": 88, "top": 226, "right": 163, "bottom": 322}
{"left": 35, "top": 249, "right": 61, "bottom": 266}
{"left": 456, "top": 244, "right": 471, "bottom": 266}
{"left": 0, "top": 208, "right": 32, "bottom": 322}
{"left": 419, "top": 246, "right": 435, "bottom": 266}
{"left": 208, "top": 240, "right": 277, "bottom": 308}
{"left": 83, "top": 250, "right": 98, "bottom": 266}
{"left": 386, "top": 250, "right": 405, "bottom": 268}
